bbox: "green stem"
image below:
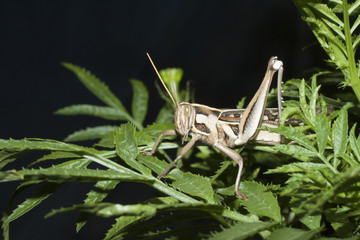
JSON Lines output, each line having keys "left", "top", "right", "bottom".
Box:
{"left": 343, "top": 0, "right": 360, "bottom": 102}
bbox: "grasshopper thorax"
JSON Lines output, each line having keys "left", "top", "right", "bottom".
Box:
{"left": 174, "top": 102, "right": 195, "bottom": 140}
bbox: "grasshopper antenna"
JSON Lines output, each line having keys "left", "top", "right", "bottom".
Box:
{"left": 147, "top": 53, "right": 178, "bottom": 107}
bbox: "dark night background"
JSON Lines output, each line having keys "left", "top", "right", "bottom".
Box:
{"left": 0, "top": 1, "right": 326, "bottom": 239}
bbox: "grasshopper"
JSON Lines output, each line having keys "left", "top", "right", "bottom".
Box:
{"left": 143, "top": 53, "right": 284, "bottom": 200}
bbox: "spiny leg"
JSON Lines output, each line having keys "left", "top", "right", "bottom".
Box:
{"left": 214, "top": 142, "right": 248, "bottom": 200}
{"left": 157, "top": 136, "right": 199, "bottom": 179}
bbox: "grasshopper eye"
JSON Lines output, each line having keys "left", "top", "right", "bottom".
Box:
{"left": 184, "top": 105, "right": 191, "bottom": 117}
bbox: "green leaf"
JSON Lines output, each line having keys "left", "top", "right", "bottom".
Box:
{"left": 64, "top": 125, "right": 117, "bottom": 142}
{"left": 208, "top": 222, "right": 276, "bottom": 240}
{"left": 46, "top": 203, "right": 157, "bottom": 219}
{"left": 236, "top": 97, "right": 246, "bottom": 109}
{"left": 2, "top": 159, "right": 91, "bottom": 240}
{"left": 134, "top": 131, "right": 153, "bottom": 146}
{"left": 273, "top": 144, "right": 317, "bottom": 158}
{"left": 159, "top": 68, "right": 183, "bottom": 100}
{"left": 62, "top": 62, "right": 126, "bottom": 110}
{"left": 332, "top": 108, "right": 348, "bottom": 168}
{"left": 309, "top": 84, "right": 321, "bottom": 123}
{"left": 28, "top": 151, "right": 82, "bottom": 167}
{"left": 267, "top": 227, "right": 322, "bottom": 240}
{"left": 0, "top": 167, "right": 149, "bottom": 183}
{"left": 1, "top": 182, "right": 62, "bottom": 240}
{"left": 0, "top": 151, "right": 18, "bottom": 169}
{"left": 269, "top": 126, "right": 317, "bottom": 153}
{"left": 155, "top": 105, "right": 174, "bottom": 123}
{"left": 143, "top": 122, "right": 175, "bottom": 138}
{"left": 291, "top": 195, "right": 322, "bottom": 230}
{"left": 115, "top": 124, "right": 150, "bottom": 176}
{"left": 238, "top": 181, "right": 281, "bottom": 222}
{"left": 96, "top": 131, "right": 115, "bottom": 148}
{"left": 0, "top": 138, "right": 101, "bottom": 154}
{"left": 299, "top": 79, "right": 311, "bottom": 122}
{"left": 136, "top": 154, "right": 171, "bottom": 177}
{"left": 266, "top": 162, "right": 327, "bottom": 174}
{"left": 315, "top": 109, "right": 328, "bottom": 155}
{"left": 76, "top": 180, "right": 120, "bottom": 232}
{"left": 280, "top": 107, "right": 303, "bottom": 125}
{"left": 55, "top": 104, "right": 131, "bottom": 121}
{"left": 105, "top": 215, "right": 143, "bottom": 240}
{"left": 130, "top": 79, "right": 148, "bottom": 126}
{"left": 171, "top": 170, "right": 215, "bottom": 203}
{"left": 349, "top": 125, "right": 360, "bottom": 163}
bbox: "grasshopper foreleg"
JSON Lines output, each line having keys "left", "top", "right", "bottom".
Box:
{"left": 141, "top": 129, "right": 177, "bottom": 156}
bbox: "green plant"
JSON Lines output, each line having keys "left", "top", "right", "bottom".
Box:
{"left": 2, "top": 0, "right": 360, "bottom": 239}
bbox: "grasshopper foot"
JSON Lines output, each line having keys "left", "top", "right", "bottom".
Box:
{"left": 235, "top": 190, "right": 248, "bottom": 200}
{"left": 140, "top": 150, "right": 153, "bottom": 156}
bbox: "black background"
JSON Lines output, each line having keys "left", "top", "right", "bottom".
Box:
{"left": 0, "top": 1, "right": 325, "bottom": 239}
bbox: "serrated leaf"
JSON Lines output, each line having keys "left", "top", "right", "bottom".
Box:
{"left": 155, "top": 105, "right": 174, "bottom": 123}
{"left": 136, "top": 154, "right": 171, "bottom": 177}
{"left": 96, "top": 131, "right": 115, "bottom": 148}
{"left": 130, "top": 79, "right": 148, "bottom": 126}
{"left": 1, "top": 181, "right": 62, "bottom": 239}
{"left": 2, "top": 159, "right": 91, "bottom": 240}
{"left": 28, "top": 151, "right": 82, "bottom": 167}
{"left": 64, "top": 125, "right": 117, "bottom": 142}
{"left": 266, "top": 162, "right": 327, "bottom": 174}
{"left": 309, "top": 84, "right": 321, "bottom": 123}
{"left": 55, "top": 104, "right": 131, "bottom": 121}
{"left": 280, "top": 107, "right": 303, "bottom": 125}
{"left": 115, "top": 124, "right": 150, "bottom": 176}
{"left": 46, "top": 203, "right": 157, "bottom": 219}
{"left": 76, "top": 180, "right": 120, "bottom": 232}
{"left": 115, "top": 123, "right": 138, "bottom": 162}
{"left": 208, "top": 222, "right": 276, "bottom": 240}
{"left": 237, "top": 182, "right": 281, "bottom": 222}
{"left": 47, "top": 201, "right": 227, "bottom": 220}
{"left": 332, "top": 108, "right": 348, "bottom": 168}
{"left": 171, "top": 170, "right": 215, "bottom": 203}
{"left": 1, "top": 167, "right": 149, "bottom": 183}
{"left": 349, "top": 125, "right": 360, "bottom": 163}
{"left": 62, "top": 62, "right": 126, "bottom": 110}
{"left": 291, "top": 194, "right": 322, "bottom": 230}
{"left": 291, "top": 205, "right": 321, "bottom": 230}
{"left": 269, "top": 126, "right": 317, "bottom": 152}
{"left": 273, "top": 144, "right": 317, "bottom": 158}
{"left": 0, "top": 138, "right": 101, "bottom": 154}
{"left": 105, "top": 215, "right": 143, "bottom": 240}
{"left": 299, "top": 79, "right": 311, "bottom": 121}
{"left": 267, "top": 227, "right": 322, "bottom": 240}
{"left": 0, "top": 150, "right": 18, "bottom": 169}
{"left": 143, "top": 122, "right": 175, "bottom": 138}
{"left": 315, "top": 110, "right": 328, "bottom": 155}
{"left": 134, "top": 131, "right": 153, "bottom": 146}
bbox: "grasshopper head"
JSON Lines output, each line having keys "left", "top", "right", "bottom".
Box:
{"left": 174, "top": 102, "right": 195, "bottom": 142}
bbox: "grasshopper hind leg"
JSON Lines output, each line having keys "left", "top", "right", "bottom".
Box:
{"left": 214, "top": 142, "right": 248, "bottom": 200}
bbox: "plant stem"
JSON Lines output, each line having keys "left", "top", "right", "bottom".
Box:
{"left": 343, "top": 0, "right": 360, "bottom": 102}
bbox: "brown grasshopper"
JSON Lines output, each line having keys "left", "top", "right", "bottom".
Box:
{"left": 143, "top": 53, "right": 284, "bottom": 200}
